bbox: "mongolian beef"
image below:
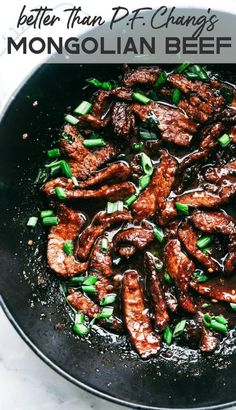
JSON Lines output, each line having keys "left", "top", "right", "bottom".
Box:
{"left": 31, "top": 63, "right": 236, "bottom": 359}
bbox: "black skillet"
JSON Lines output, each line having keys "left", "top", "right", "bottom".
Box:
{"left": 1, "top": 62, "right": 236, "bottom": 410}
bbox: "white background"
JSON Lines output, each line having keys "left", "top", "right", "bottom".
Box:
{"left": 1, "top": 1, "right": 236, "bottom": 409}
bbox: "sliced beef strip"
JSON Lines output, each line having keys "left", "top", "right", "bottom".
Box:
{"left": 175, "top": 184, "right": 236, "bottom": 208}
{"left": 225, "top": 236, "right": 236, "bottom": 273}
{"left": 190, "top": 280, "right": 236, "bottom": 303}
{"left": 205, "top": 160, "right": 236, "bottom": 184}
{"left": 111, "top": 102, "right": 135, "bottom": 137}
{"left": 164, "top": 239, "right": 196, "bottom": 314}
{"left": 47, "top": 205, "right": 88, "bottom": 277}
{"left": 192, "top": 211, "right": 236, "bottom": 236}
{"left": 122, "top": 66, "right": 161, "bottom": 87}
{"left": 168, "top": 74, "right": 225, "bottom": 123}
{"left": 76, "top": 161, "right": 131, "bottom": 189}
{"left": 113, "top": 227, "right": 154, "bottom": 258}
{"left": 43, "top": 178, "right": 136, "bottom": 202}
{"left": 131, "top": 101, "right": 197, "bottom": 146}
{"left": 132, "top": 150, "right": 177, "bottom": 222}
{"left": 60, "top": 124, "right": 118, "bottom": 180}
{"left": 178, "top": 221, "right": 220, "bottom": 273}
{"left": 77, "top": 210, "right": 132, "bottom": 261}
{"left": 89, "top": 236, "right": 113, "bottom": 277}
{"left": 67, "top": 291, "right": 123, "bottom": 332}
{"left": 122, "top": 270, "right": 161, "bottom": 358}
{"left": 145, "top": 252, "right": 169, "bottom": 331}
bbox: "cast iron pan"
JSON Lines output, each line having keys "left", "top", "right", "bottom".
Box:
{"left": 1, "top": 62, "right": 236, "bottom": 410}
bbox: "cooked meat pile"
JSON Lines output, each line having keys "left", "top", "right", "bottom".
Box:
{"left": 39, "top": 64, "right": 236, "bottom": 359}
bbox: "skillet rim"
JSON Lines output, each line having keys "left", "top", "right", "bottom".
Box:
{"left": 0, "top": 62, "right": 236, "bottom": 410}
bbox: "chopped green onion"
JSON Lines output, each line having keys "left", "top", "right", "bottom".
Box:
{"left": 96, "top": 307, "right": 114, "bottom": 319}
{"left": 125, "top": 194, "right": 138, "bottom": 207}
{"left": 69, "top": 276, "right": 85, "bottom": 285}
{"left": 155, "top": 71, "right": 167, "bottom": 88}
{"left": 83, "top": 138, "right": 106, "bottom": 148}
{"left": 202, "top": 303, "right": 211, "bottom": 309}
{"left": 81, "top": 285, "right": 97, "bottom": 294}
{"left": 101, "top": 81, "right": 112, "bottom": 90}
{"left": 64, "top": 114, "right": 79, "bottom": 125}
{"left": 27, "top": 216, "right": 38, "bottom": 227}
{"left": 133, "top": 92, "right": 150, "bottom": 104}
{"left": 230, "top": 303, "right": 236, "bottom": 311}
{"left": 73, "top": 323, "right": 89, "bottom": 336}
{"left": 45, "top": 160, "right": 62, "bottom": 168}
{"left": 42, "top": 216, "right": 58, "bottom": 226}
{"left": 164, "top": 272, "right": 172, "bottom": 283}
{"left": 34, "top": 168, "right": 49, "bottom": 184}
{"left": 101, "top": 238, "right": 109, "bottom": 253}
{"left": 40, "top": 210, "right": 54, "bottom": 218}
{"left": 153, "top": 225, "right": 165, "bottom": 243}
{"left": 100, "top": 293, "right": 117, "bottom": 306}
{"left": 134, "top": 142, "right": 143, "bottom": 152}
{"left": 63, "top": 240, "right": 74, "bottom": 256}
{"left": 139, "top": 129, "right": 157, "bottom": 140}
{"left": 185, "top": 71, "right": 199, "bottom": 79}
{"left": 72, "top": 176, "right": 79, "bottom": 187}
{"left": 202, "top": 247, "right": 212, "bottom": 255}
{"left": 75, "top": 312, "right": 85, "bottom": 324}
{"left": 175, "top": 202, "right": 189, "bottom": 215}
{"left": 74, "top": 101, "right": 92, "bottom": 115}
{"left": 218, "top": 133, "right": 231, "bottom": 148}
{"left": 47, "top": 148, "right": 60, "bottom": 158}
{"left": 163, "top": 325, "right": 173, "bottom": 345}
{"left": 50, "top": 164, "right": 61, "bottom": 177}
{"left": 176, "top": 62, "right": 192, "bottom": 73}
{"left": 60, "top": 160, "right": 72, "bottom": 178}
{"left": 107, "top": 201, "right": 123, "bottom": 214}
{"left": 172, "top": 88, "right": 181, "bottom": 105}
{"left": 90, "top": 132, "right": 99, "bottom": 139}
{"left": 55, "top": 187, "right": 67, "bottom": 200}
{"left": 215, "top": 315, "right": 228, "bottom": 325}
{"left": 141, "top": 153, "right": 154, "bottom": 176}
{"left": 139, "top": 174, "right": 151, "bottom": 190}
{"left": 203, "top": 313, "right": 228, "bottom": 333}
{"left": 62, "top": 132, "right": 74, "bottom": 144}
{"left": 83, "top": 275, "right": 98, "bottom": 286}
{"left": 197, "top": 236, "right": 212, "bottom": 249}
{"left": 86, "top": 78, "right": 101, "bottom": 87}
{"left": 220, "top": 87, "right": 233, "bottom": 103}
{"left": 173, "top": 320, "right": 186, "bottom": 338}
{"left": 192, "top": 269, "right": 208, "bottom": 283}
{"left": 190, "top": 65, "right": 209, "bottom": 80}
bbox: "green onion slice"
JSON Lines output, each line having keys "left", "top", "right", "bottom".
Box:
{"left": 175, "top": 202, "right": 189, "bottom": 215}
{"left": 202, "top": 303, "right": 211, "bottom": 309}
{"left": 96, "top": 307, "right": 114, "bottom": 319}
{"left": 63, "top": 240, "right": 74, "bottom": 256}
{"left": 218, "top": 133, "right": 231, "bottom": 148}
{"left": 101, "top": 238, "right": 109, "bottom": 253}
{"left": 125, "top": 194, "right": 138, "bottom": 207}
{"left": 81, "top": 285, "right": 97, "bottom": 294}
{"left": 47, "top": 148, "right": 60, "bottom": 158}
{"left": 75, "top": 312, "right": 85, "bottom": 325}
{"left": 141, "top": 153, "right": 154, "bottom": 176}
{"left": 69, "top": 276, "right": 85, "bottom": 285}
{"left": 153, "top": 256, "right": 163, "bottom": 271}
{"left": 139, "top": 129, "right": 157, "bottom": 140}
{"left": 42, "top": 216, "right": 59, "bottom": 226}
{"left": 192, "top": 269, "right": 208, "bottom": 283}
{"left": 61, "top": 160, "right": 72, "bottom": 178}
{"left": 163, "top": 325, "right": 173, "bottom": 345}
{"left": 83, "top": 275, "right": 98, "bottom": 286}
{"left": 27, "top": 216, "right": 38, "bottom": 227}
{"left": 197, "top": 236, "right": 212, "bottom": 249}
{"left": 230, "top": 303, "right": 236, "bottom": 311}
{"left": 74, "top": 101, "right": 92, "bottom": 115}
{"left": 101, "top": 81, "right": 112, "bottom": 90}
{"left": 190, "top": 65, "right": 209, "bottom": 80}
{"left": 139, "top": 174, "right": 151, "bottom": 190}
{"left": 86, "top": 78, "right": 101, "bottom": 87}
{"left": 133, "top": 92, "right": 150, "bottom": 104}
{"left": 155, "top": 71, "right": 167, "bottom": 88}
{"left": 107, "top": 201, "right": 123, "bottom": 214}
{"left": 100, "top": 293, "right": 117, "bottom": 306}
{"left": 215, "top": 315, "right": 228, "bottom": 325}
{"left": 73, "top": 323, "right": 89, "bottom": 336}
{"left": 173, "top": 320, "right": 186, "bottom": 338}
{"left": 203, "top": 313, "right": 228, "bottom": 333}
{"left": 172, "top": 88, "right": 181, "bottom": 105}
{"left": 83, "top": 138, "right": 106, "bottom": 148}
{"left": 176, "top": 62, "right": 192, "bottom": 73}
{"left": 134, "top": 143, "right": 143, "bottom": 152}
{"left": 64, "top": 114, "right": 79, "bottom": 125}
{"left": 72, "top": 176, "right": 79, "bottom": 187}
{"left": 164, "top": 272, "right": 172, "bottom": 283}
{"left": 40, "top": 210, "right": 54, "bottom": 218}
{"left": 153, "top": 225, "right": 165, "bottom": 243}
{"left": 55, "top": 187, "right": 67, "bottom": 200}
{"left": 220, "top": 87, "right": 233, "bottom": 103}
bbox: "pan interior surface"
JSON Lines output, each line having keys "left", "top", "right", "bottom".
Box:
{"left": 0, "top": 63, "right": 236, "bottom": 410}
